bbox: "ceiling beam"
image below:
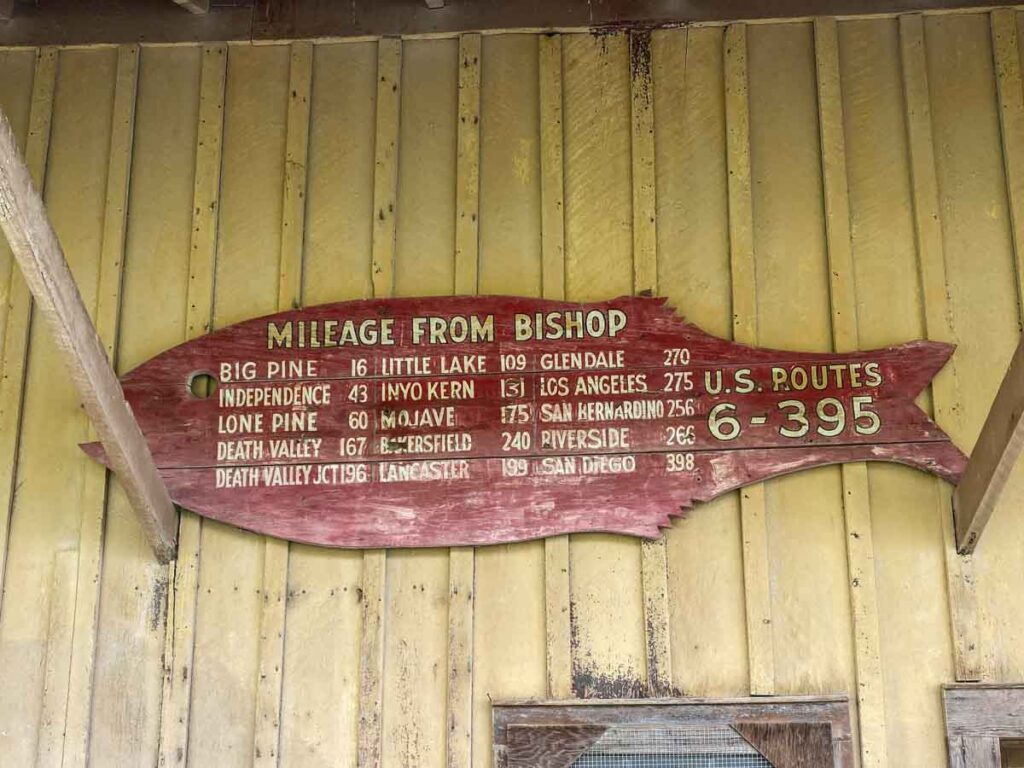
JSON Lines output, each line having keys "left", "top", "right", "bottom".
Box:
{"left": 0, "top": 0, "right": 1019, "bottom": 47}
{"left": 953, "top": 334, "right": 1024, "bottom": 554}
{"left": 173, "top": 0, "right": 210, "bottom": 14}
{"left": 0, "top": 109, "right": 178, "bottom": 563}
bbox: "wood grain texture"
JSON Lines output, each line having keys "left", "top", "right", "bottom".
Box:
{"left": 724, "top": 22, "right": 775, "bottom": 697}
{"left": 61, "top": 43, "right": 139, "bottom": 768}
{"left": 448, "top": 31, "right": 480, "bottom": 768}
{"left": 473, "top": 36, "right": 547, "bottom": 768}
{"left": 734, "top": 721, "right": 835, "bottom": 768}
{"left": 1, "top": 16, "right": 1024, "bottom": 767}
{"left": 371, "top": 38, "right": 401, "bottom": 302}
{"left": 454, "top": 33, "right": 480, "bottom": 296}
{"left": 652, "top": 24, "right": 749, "bottom": 698}
{"left": 36, "top": 550, "right": 79, "bottom": 768}
{"left": 747, "top": 18, "right": 855, "bottom": 709}
{"left": 837, "top": 17, "right": 953, "bottom": 765}
{"left": 158, "top": 43, "right": 226, "bottom": 768}
{"left": 493, "top": 695, "right": 855, "bottom": 767}
{"left": 505, "top": 724, "right": 606, "bottom": 768}
{"left": 382, "top": 38, "right": 457, "bottom": 768}
{"left": 947, "top": 737, "right": 1001, "bottom": 768}
{"left": 358, "top": 36, "right": 402, "bottom": 768}
{"left": 539, "top": 32, "right": 572, "bottom": 703}
{"left": 954, "top": 335, "right": 1024, "bottom": 553}
{"left": 898, "top": 11, "right": 983, "bottom": 682}
{"left": 992, "top": 8, "right": 1024, "bottom": 324}
{"left": 277, "top": 40, "right": 375, "bottom": 768}
{"left": 0, "top": 53, "right": 120, "bottom": 765}
{"left": 0, "top": 43, "right": 55, "bottom": 663}
{"left": 629, "top": 27, "right": 673, "bottom": 698}
{"left": 0, "top": 66, "right": 175, "bottom": 558}
{"left": 813, "top": 17, "right": 887, "bottom": 768}
{"left": 562, "top": 31, "right": 646, "bottom": 700}
{"left": 186, "top": 42, "right": 290, "bottom": 767}
{"left": 951, "top": 8, "right": 1024, "bottom": 555}
{"left": 90, "top": 44, "right": 201, "bottom": 767}
{"left": 253, "top": 39, "right": 312, "bottom": 768}
{"left": 0, "top": 0, "right": 1017, "bottom": 47}
{"left": 944, "top": 684, "right": 1024, "bottom": 737}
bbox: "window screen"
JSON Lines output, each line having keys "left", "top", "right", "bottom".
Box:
{"left": 571, "top": 725, "right": 772, "bottom": 768}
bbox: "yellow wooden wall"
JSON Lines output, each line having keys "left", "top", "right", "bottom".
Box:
{"left": 2, "top": 9, "right": 1024, "bottom": 767}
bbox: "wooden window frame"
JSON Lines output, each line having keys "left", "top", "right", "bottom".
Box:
{"left": 944, "top": 684, "right": 1024, "bottom": 767}
{"left": 492, "top": 695, "right": 854, "bottom": 768}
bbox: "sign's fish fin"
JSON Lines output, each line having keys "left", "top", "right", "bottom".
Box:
{"left": 80, "top": 441, "right": 110, "bottom": 469}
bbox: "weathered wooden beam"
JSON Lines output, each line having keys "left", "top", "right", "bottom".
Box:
{"left": 173, "top": 0, "right": 209, "bottom": 14}
{"left": 1, "top": 0, "right": 1019, "bottom": 47}
{"left": 953, "top": 334, "right": 1024, "bottom": 554}
{"left": 425, "top": 0, "right": 445, "bottom": 8}
{"left": 0, "top": 109, "right": 177, "bottom": 562}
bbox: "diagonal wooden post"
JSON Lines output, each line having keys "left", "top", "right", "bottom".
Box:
{"left": 953, "top": 334, "right": 1024, "bottom": 554}
{"left": 0, "top": 108, "right": 177, "bottom": 562}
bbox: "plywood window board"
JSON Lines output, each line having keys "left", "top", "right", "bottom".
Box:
{"left": 944, "top": 685, "right": 1024, "bottom": 768}
{"left": 492, "top": 696, "right": 852, "bottom": 768}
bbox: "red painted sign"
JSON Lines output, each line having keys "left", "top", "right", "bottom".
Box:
{"left": 82, "top": 296, "right": 965, "bottom": 548}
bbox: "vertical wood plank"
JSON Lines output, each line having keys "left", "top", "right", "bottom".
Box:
{"left": 538, "top": 33, "right": 572, "bottom": 701}
{"left": 0, "top": 46, "right": 114, "bottom": 768}
{"left": 370, "top": 38, "right": 401, "bottom": 301}
{"left": 814, "top": 17, "right": 887, "bottom": 767}
{"left": 653, "top": 25, "right": 749, "bottom": 697}
{"left": 187, "top": 42, "right": 289, "bottom": 766}
{"left": 447, "top": 31, "right": 480, "bottom": 768}
{"left": 473, "top": 34, "right": 547, "bottom": 768}
{"left": 898, "top": 13, "right": 983, "bottom": 683}
{"left": 563, "top": 31, "right": 645, "bottom": 698}
{"left": 158, "top": 43, "right": 227, "bottom": 768}
{"left": 839, "top": 18, "right": 954, "bottom": 765}
{"left": 278, "top": 40, "right": 375, "bottom": 768}
{"left": 993, "top": 8, "right": 1024, "bottom": 321}
{"left": 90, "top": 44, "right": 202, "bottom": 767}
{"left": 948, "top": 736, "right": 1002, "bottom": 768}
{"left": 748, "top": 19, "right": 854, "bottom": 703}
{"left": 724, "top": 22, "right": 775, "bottom": 697}
{"left": 0, "top": 44, "right": 56, "bottom": 631}
{"left": 454, "top": 33, "right": 480, "bottom": 295}
{"left": 0, "top": 49, "right": 36, "bottom": 358}
{"left": 252, "top": 40, "right": 312, "bottom": 768}
{"left": 629, "top": 27, "right": 673, "bottom": 697}
{"left": 383, "top": 38, "right": 457, "bottom": 768}
{"left": 61, "top": 44, "right": 139, "bottom": 768}
{"left": 358, "top": 36, "right": 401, "bottom": 768}
{"left": 36, "top": 551, "right": 79, "bottom": 768}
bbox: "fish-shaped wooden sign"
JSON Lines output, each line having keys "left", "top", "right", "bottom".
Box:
{"left": 82, "top": 295, "right": 965, "bottom": 548}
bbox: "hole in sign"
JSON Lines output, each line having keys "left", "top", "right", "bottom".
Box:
{"left": 188, "top": 372, "right": 219, "bottom": 399}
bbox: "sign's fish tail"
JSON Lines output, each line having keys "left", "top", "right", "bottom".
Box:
{"left": 80, "top": 440, "right": 110, "bottom": 469}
